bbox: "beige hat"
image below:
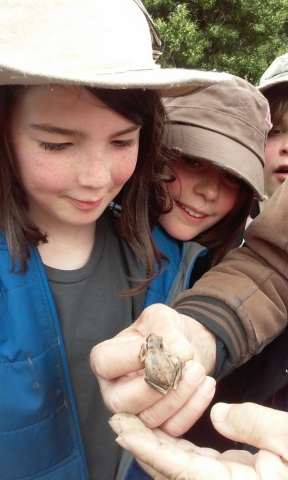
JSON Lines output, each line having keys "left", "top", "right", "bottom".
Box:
{"left": 258, "top": 53, "right": 288, "bottom": 92}
{"left": 0, "top": 0, "right": 231, "bottom": 96}
{"left": 162, "top": 75, "right": 272, "bottom": 199}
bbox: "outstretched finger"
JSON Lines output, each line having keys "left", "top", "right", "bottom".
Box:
{"left": 211, "top": 402, "right": 288, "bottom": 462}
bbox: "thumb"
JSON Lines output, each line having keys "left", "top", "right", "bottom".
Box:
{"left": 211, "top": 402, "right": 288, "bottom": 461}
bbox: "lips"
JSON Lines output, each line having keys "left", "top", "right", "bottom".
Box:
{"left": 275, "top": 164, "right": 288, "bottom": 174}
{"left": 68, "top": 197, "right": 103, "bottom": 210}
{"left": 275, "top": 165, "right": 288, "bottom": 182}
{"left": 76, "top": 199, "right": 98, "bottom": 204}
{"left": 178, "top": 202, "right": 207, "bottom": 218}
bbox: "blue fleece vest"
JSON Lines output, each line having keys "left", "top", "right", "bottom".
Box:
{"left": 0, "top": 232, "right": 88, "bottom": 479}
{"left": 144, "top": 225, "right": 208, "bottom": 308}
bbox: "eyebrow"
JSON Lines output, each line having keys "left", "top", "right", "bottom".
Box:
{"left": 28, "top": 123, "right": 141, "bottom": 138}
{"left": 278, "top": 121, "right": 288, "bottom": 129}
{"left": 29, "top": 123, "right": 87, "bottom": 138}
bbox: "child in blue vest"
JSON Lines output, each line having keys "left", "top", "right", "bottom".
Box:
{"left": 144, "top": 76, "right": 271, "bottom": 308}
{"left": 126, "top": 75, "right": 271, "bottom": 480}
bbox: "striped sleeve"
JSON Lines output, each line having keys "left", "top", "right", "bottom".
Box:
{"left": 173, "top": 295, "right": 248, "bottom": 379}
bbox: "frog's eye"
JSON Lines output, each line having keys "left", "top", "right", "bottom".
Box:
{"left": 156, "top": 338, "right": 163, "bottom": 348}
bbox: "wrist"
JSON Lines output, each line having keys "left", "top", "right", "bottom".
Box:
{"left": 180, "top": 314, "right": 216, "bottom": 375}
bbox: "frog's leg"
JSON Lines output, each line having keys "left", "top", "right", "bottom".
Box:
{"left": 144, "top": 378, "right": 168, "bottom": 395}
{"left": 138, "top": 343, "right": 147, "bottom": 362}
{"left": 171, "top": 357, "right": 183, "bottom": 390}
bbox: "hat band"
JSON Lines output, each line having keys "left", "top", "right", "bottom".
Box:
{"left": 133, "top": 0, "right": 165, "bottom": 60}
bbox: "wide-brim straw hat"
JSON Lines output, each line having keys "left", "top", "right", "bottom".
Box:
{"left": 0, "top": 0, "right": 231, "bottom": 96}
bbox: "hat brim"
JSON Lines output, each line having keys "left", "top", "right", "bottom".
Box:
{"left": 0, "top": 65, "right": 232, "bottom": 97}
{"left": 162, "top": 124, "right": 264, "bottom": 198}
{"left": 257, "top": 76, "right": 288, "bottom": 92}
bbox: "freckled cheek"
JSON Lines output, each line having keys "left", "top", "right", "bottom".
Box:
{"left": 18, "top": 158, "right": 72, "bottom": 193}
{"left": 112, "top": 152, "right": 138, "bottom": 186}
{"left": 39, "top": 171, "right": 70, "bottom": 191}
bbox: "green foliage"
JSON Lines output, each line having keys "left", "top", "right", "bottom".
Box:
{"left": 143, "top": 0, "right": 288, "bottom": 84}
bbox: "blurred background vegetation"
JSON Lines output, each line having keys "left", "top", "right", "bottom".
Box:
{"left": 143, "top": 0, "right": 288, "bottom": 84}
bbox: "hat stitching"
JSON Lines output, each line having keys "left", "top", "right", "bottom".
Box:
{"left": 168, "top": 131, "right": 265, "bottom": 179}
{"left": 176, "top": 136, "right": 264, "bottom": 166}
{"left": 166, "top": 107, "right": 266, "bottom": 137}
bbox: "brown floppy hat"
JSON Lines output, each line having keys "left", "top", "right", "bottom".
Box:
{"left": 162, "top": 75, "right": 272, "bottom": 199}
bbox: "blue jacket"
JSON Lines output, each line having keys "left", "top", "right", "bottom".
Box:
{"left": 144, "top": 225, "right": 208, "bottom": 308}
{"left": 0, "top": 231, "right": 88, "bottom": 479}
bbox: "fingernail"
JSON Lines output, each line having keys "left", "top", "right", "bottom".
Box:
{"left": 115, "top": 435, "right": 129, "bottom": 449}
{"left": 109, "top": 412, "right": 139, "bottom": 435}
{"left": 210, "top": 402, "right": 230, "bottom": 423}
{"left": 108, "top": 417, "right": 122, "bottom": 435}
{"left": 198, "top": 376, "right": 216, "bottom": 396}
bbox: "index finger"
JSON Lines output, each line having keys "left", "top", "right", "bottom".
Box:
{"left": 90, "top": 330, "right": 145, "bottom": 379}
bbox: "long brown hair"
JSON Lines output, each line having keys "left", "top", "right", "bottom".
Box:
{"left": 195, "top": 181, "right": 254, "bottom": 267}
{"left": 0, "top": 85, "right": 170, "bottom": 287}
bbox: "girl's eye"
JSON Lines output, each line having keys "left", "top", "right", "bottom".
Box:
{"left": 223, "top": 172, "right": 241, "bottom": 185}
{"left": 179, "top": 157, "right": 202, "bottom": 168}
{"left": 40, "top": 142, "right": 71, "bottom": 152}
{"left": 111, "top": 139, "right": 137, "bottom": 148}
{"left": 269, "top": 127, "right": 285, "bottom": 136}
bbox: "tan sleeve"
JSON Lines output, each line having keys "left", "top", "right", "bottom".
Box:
{"left": 173, "top": 179, "right": 288, "bottom": 375}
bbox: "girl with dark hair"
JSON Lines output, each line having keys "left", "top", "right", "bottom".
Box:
{"left": 0, "top": 0, "right": 231, "bottom": 478}
{"left": 1, "top": 82, "right": 167, "bottom": 480}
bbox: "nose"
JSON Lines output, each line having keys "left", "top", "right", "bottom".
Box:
{"left": 280, "top": 133, "right": 288, "bottom": 155}
{"left": 193, "top": 169, "right": 221, "bottom": 201}
{"left": 77, "top": 151, "right": 111, "bottom": 189}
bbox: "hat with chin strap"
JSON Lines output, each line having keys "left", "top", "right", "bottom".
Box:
{"left": 162, "top": 75, "right": 272, "bottom": 199}
{"left": 0, "top": 0, "right": 232, "bottom": 96}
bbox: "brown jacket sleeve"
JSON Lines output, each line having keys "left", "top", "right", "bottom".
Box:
{"left": 173, "top": 178, "right": 288, "bottom": 377}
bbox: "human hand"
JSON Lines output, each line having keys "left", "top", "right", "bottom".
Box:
{"left": 211, "top": 402, "right": 288, "bottom": 461}
{"left": 109, "top": 403, "right": 288, "bottom": 479}
{"left": 90, "top": 303, "right": 216, "bottom": 435}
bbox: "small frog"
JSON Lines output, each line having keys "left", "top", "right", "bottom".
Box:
{"left": 139, "top": 333, "right": 183, "bottom": 395}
